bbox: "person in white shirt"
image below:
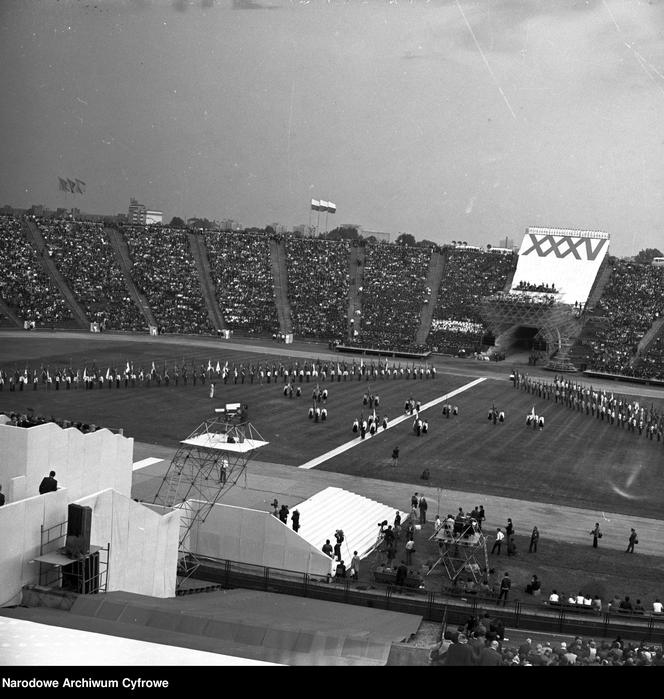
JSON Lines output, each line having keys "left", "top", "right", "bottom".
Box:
{"left": 653, "top": 598, "right": 663, "bottom": 614}
{"left": 548, "top": 589, "right": 560, "bottom": 604}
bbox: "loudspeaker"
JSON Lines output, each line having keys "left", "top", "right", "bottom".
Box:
{"left": 61, "top": 551, "right": 100, "bottom": 594}
{"left": 66, "top": 504, "right": 92, "bottom": 555}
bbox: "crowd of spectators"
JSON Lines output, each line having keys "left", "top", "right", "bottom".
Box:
{"left": 427, "top": 248, "right": 515, "bottom": 354}
{"left": 123, "top": 226, "right": 212, "bottom": 335}
{"left": 0, "top": 410, "right": 102, "bottom": 433}
{"left": 635, "top": 334, "right": 664, "bottom": 381}
{"left": 204, "top": 231, "right": 279, "bottom": 336}
{"left": 352, "top": 243, "right": 431, "bottom": 352}
{"left": 431, "top": 622, "right": 663, "bottom": 666}
{"left": 0, "top": 215, "right": 73, "bottom": 326}
{"left": 37, "top": 220, "right": 143, "bottom": 331}
{"left": 284, "top": 237, "right": 350, "bottom": 340}
{"left": 588, "top": 260, "right": 664, "bottom": 376}
{"left": 514, "top": 280, "right": 557, "bottom": 293}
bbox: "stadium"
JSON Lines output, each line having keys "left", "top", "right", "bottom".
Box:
{"left": 2, "top": 216, "right": 664, "bottom": 670}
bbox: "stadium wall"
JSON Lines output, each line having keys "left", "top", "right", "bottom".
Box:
{"left": 0, "top": 489, "right": 69, "bottom": 606}
{"left": 0, "top": 422, "right": 132, "bottom": 503}
{"left": 187, "top": 501, "right": 332, "bottom": 577}
{"left": 76, "top": 489, "right": 180, "bottom": 598}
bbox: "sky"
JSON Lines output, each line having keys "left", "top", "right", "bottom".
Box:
{"left": 0, "top": 0, "right": 663, "bottom": 256}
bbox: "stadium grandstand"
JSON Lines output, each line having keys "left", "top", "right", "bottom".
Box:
{"left": 3, "top": 212, "right": 664, "bottom": 668}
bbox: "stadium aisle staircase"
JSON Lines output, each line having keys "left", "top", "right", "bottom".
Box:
{"left": 633, "top": 316, "right": 664, "bottom": 366}
{"left": 291, "top": 486, "right": 409, "bottom": 564}
{"left": 105, "top": 226, "right": 157, "bottom": 329}
{"left": 269, "top": 237, "right": 293, "bottom": 335}
{"left": 347, "top": 243, "right": 365, "bottom": 342}
{"left": 188, "top": 232, "right": 226, "bottom": 332}
{"left": 23, "top": 219, "right": 89, "bottom": 328}
{"left": 415, "top": 248, "right": 444, "bottom": 346}
{"left": 0, "top": 298, "right": 22, "bottom": 328}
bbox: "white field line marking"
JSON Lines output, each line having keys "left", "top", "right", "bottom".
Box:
{"left": 132, "top": 457, "right": 164, "bottom": 471}
{"left": 299, "top": 377, "right": 487, "bottom": 470}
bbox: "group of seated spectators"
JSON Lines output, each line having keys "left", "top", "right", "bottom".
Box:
{"left": 352, "top": 244, "right": 431, "bottom": 352}
{"left": 284, "top": 237, "right": 350, "bottom": 339}
{"left": 0, "top": 215, "right": 73, "bottom": 326}
{"left": 588, "top": 260, "right": 664, "bottom": 376}
{"left": 204, "top": 231, "right": 279, "bottom": 336}
{"left": 0, "top": 410, "right": 102, "bottom": 433}
{"left": 38, "top": 220, "right": 143, "bottom": 331}
{"left": 124, "top": 226, "right": 212, "bottom": 335}
{"left": 427, "top": 247, "right": 514, "bottom": 354}
{"left": 514, "top": 280, "right": 557, "bottom": 293}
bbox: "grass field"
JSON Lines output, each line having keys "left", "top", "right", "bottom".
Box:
{"left": 2, "top": 334, "right": 664, "bottom": 520}
{"left": 4, "top": 332, "right": 664, "bottom": 618}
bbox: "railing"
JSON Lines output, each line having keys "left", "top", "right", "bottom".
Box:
{"left": 189, "top": 555, "right": 664, "bottom": 643}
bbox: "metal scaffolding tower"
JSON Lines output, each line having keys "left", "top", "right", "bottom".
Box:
{"left": 428, "top": 517, "right": 489, "bottom": 584}
{"left": 150, "top": 407, "right": 268, "bottom": 590}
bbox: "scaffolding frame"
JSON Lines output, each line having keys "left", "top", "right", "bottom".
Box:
{"left": 428, "top": 517, "right": 489, "bottom": 584}
{"left": 480, "top": 294, "right": 583, "bottom": 372}
{"left": 34, "top": 520, "right": 109, "bottom": 594}
{"left": 150, "top": 414, "right": 267, "bottom": 590}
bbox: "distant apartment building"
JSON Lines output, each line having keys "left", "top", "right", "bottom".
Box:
{"left": 128, "top": 198, "right": 147, "bottom": 224}
{"left": 220, "top": 219, "right": 243, "bottom": 232}
{"left": 127, "top": 198, "right": 162, "bottom": 225}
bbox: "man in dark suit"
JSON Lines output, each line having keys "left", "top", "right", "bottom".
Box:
{"left": 39, "top": 470, "right": 58, "bottom": 494}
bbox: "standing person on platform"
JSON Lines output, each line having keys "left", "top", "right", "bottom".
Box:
{"left": 278, "top": 504, "right": 289, "bottom": 524}
{"left": 476, "top": 505, "right": 486, "bottom": 531}
{"left": 291, "top": 509, "right": 300, "bottom": 533}
{"left": 391, "top": 446, "right": 399, "bottom": 467}
{"left": 590, "top": 523, "right": 602, "bottom": 548}
{"left": 39, "top": 471, "right": 58, "bottom": 495}
{"left": 0, "top": 484, "right": 5, "bottom": 506}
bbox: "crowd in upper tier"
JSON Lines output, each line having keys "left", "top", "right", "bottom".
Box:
{"left": 124, "top": 225, "right": 212, "bottom": 335}
{"left": 351, "top": 244, "right": 431, "bottom": 352}
{"left": 285, "top": 237, "right": 350, "bottom": 340}
{"left": 204, "top": 231, "right": 279, "bottom": 336}
{"left": 587, "top": 259, "right": 664, "bottom": 377}
{"left": 38, "top": 220, "right": 143, "bottom": 331}
{"left": 0, "top": 215, "right": 73, "bottom": 326}
{"left": 427, "top": 248, "right": 514, "bottom": 355}
{"left": 3, "top": 213, "right": 664, "bottom": 382}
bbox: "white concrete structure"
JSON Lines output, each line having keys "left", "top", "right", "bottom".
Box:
{"left": 511, "top": 227, "right": 609, "bottom": 306}
{"left": 0, "top": 422, "right": 179, "bottom": 605}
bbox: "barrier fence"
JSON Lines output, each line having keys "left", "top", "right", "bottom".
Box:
{"left": 189, "top": 555, "right": 664, "bottom": 643}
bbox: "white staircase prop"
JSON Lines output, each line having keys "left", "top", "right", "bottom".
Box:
{"left": 290, "top": 486, "right": 409, "bottom": 565}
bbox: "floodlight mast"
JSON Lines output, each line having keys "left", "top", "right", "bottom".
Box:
{"left": 150, "top": 413, "right": 267, "bottom": 589}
